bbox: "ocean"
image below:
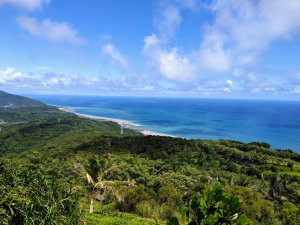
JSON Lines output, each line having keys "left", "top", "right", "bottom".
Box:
{"left": 29, "top": 95, "right": 300, "bottom": 152}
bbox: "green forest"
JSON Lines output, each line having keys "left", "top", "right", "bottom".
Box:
{"left": 0, "top": 91, "right": 300, "bottom": 225}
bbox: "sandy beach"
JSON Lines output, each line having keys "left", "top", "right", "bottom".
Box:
{"left": 59, "top": 106, "right": 172, "bottom": 137}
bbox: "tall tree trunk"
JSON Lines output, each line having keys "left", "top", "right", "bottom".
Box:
{"left": 89, "top": 198, "right": 94, "bottom": 213}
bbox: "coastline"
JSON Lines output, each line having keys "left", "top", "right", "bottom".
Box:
{"left": 59, "top": 106, "right": 173, "bottom": 137}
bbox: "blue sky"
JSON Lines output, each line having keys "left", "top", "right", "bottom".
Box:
{"left": 0, "top": 0, "right": 300, "bottom": 99}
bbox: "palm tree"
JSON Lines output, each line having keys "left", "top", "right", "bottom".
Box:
{"left": 75, "top": 163, "right": 135, "bottom": 213}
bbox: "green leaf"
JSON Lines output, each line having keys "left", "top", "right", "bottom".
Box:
{"left": 228, "top": 213, "right": 238, "bottom": 221}
{"left": 236, "top": 214, "right": 252, "bottom": 225}
{"left": 181, "top": 208, "right": 190, "bottom": 223}
{"left": 167, "top": 217, "right": 180, "bottom": 225}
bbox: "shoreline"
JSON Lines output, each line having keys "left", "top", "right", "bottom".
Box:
{"left": 59, "top": 106, "right": 173, "bottom": 137}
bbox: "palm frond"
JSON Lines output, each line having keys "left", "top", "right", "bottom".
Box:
{"left": 86, "top": 173, "right": 94, "bottom": 185}
{"left": 74, "top": 163, "right": 95, "bottom": 185}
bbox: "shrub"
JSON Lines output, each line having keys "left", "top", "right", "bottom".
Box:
{"left": 117, "top": 185, "right": 150, "bottom": 212}
{"left": 167, "top": 184, "right": 250, "bottom": 225}
{"left": 136, "top": 200, "right": 159, "bottom": 218}
{"left": 279, "top": 202, "right": 300, "bottom": 225}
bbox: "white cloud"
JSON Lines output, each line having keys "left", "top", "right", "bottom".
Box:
{"left": 226, "top": 79, "right": 233, "bottom": 87}
{"left": 204, "top": 0, "right": 300, "bottom": 68}
{"left": 223, "top": 79, "right": 233, "bottom": 92}
{"left": 1, "top": 67, "right": 299, "bottom": 97}
{"left": 155, "top": 0, "right": 200, "bottom": 39}
{"left": 0, "top": 68, "right": 28, "bottom": 84}
{"left": 101, "top": 44, "right": 128, "bottom": 68}
{"left": 41, "top": 76, "right": 69, "bottom": 87}
{"left": 0, "top": 0, "right": 50, "bottom": 10}
{"left": 293, "top": 86, "right": 300, "bottom": 93}
{"left": 159, "top": 48, "right": 196, "bottom": 81}
{"left": 143, "top": 0, "right": 231, "bottom": 81}
{"left": 223, "top": 87, "right": 231, "bottom": 93}
{"left": 144, "top": 34, "right": 159, "bottom": 50}
{"left": 0, "top": 68, "right": 161, "bottom": 94}
{"left": 199, "top": 33, "right": 231, "bottom": 73}
{"left": 156, "top": 4, "right": 181, "bottom": 39}
{"left": 143, "top": 34, "right": 196, "bottom": 81}
{"left": 17, "top": 17, "right": 85, "bottom": 44}
{"left": 264, "top": 87, "right": 275, "bottom": 92}
{"left": 145, "top": 0, "right": 300, "bottom": 82}
{"left": 133, "top": 85, "right": 155, "bottom": 92}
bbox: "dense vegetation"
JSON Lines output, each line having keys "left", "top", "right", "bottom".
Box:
{"left": 0, "top": 90, "right": 66, "bottom": 123}
{"left": 0, "top": 90, "right": 46, "bottom": 108}
{"left": 0, "top": 91, "right": 299, "bottom": 224}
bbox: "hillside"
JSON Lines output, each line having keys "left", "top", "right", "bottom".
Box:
{"left": 0, "top": 92, "right": 299, "bottom": 225}
{"left": 0, "top": 90, "right": 140, "bottom": 154}
{"left": 0, "top": 90, "right": 46, "bottom": 108}
{"left": 0, "top": 90, "right": 68, "bottom": 123}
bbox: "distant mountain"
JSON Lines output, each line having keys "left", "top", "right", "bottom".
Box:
{"left": 0, "top": 90, "right": 46, "bottom": 108}
{"left": 0, "top": 90, "right": 67, "bottom": 123}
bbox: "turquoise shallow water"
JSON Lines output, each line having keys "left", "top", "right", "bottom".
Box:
{"left": 30, "top": 95, "right": 300, "bottom": 152}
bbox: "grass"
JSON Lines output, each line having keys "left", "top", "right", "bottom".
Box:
{"left": 86, "top": 213, "right": 163, "bottom": 225}
{"left": 271, "top": 164, "right": 300, "bottom": 177}
{"left": 82, "top": 199, "right": 166, "bottom": 225}
{"left": 262, "top": 162, "right": 300, "bottom": 177}
{"left": 279, "top": 170, "right": 300, "bottom": 176}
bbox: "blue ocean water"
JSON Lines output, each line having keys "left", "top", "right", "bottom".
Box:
{"left": 30, "top": 95, "right": 300, "bottom": 152}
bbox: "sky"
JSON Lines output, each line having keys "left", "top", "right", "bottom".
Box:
{"left": 0, "top": 0, "right": 300, "bottom": 99}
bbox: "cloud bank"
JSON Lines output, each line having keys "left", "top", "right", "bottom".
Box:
{"left": 1, "top": 67, "right": 299, "bottom": 97}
